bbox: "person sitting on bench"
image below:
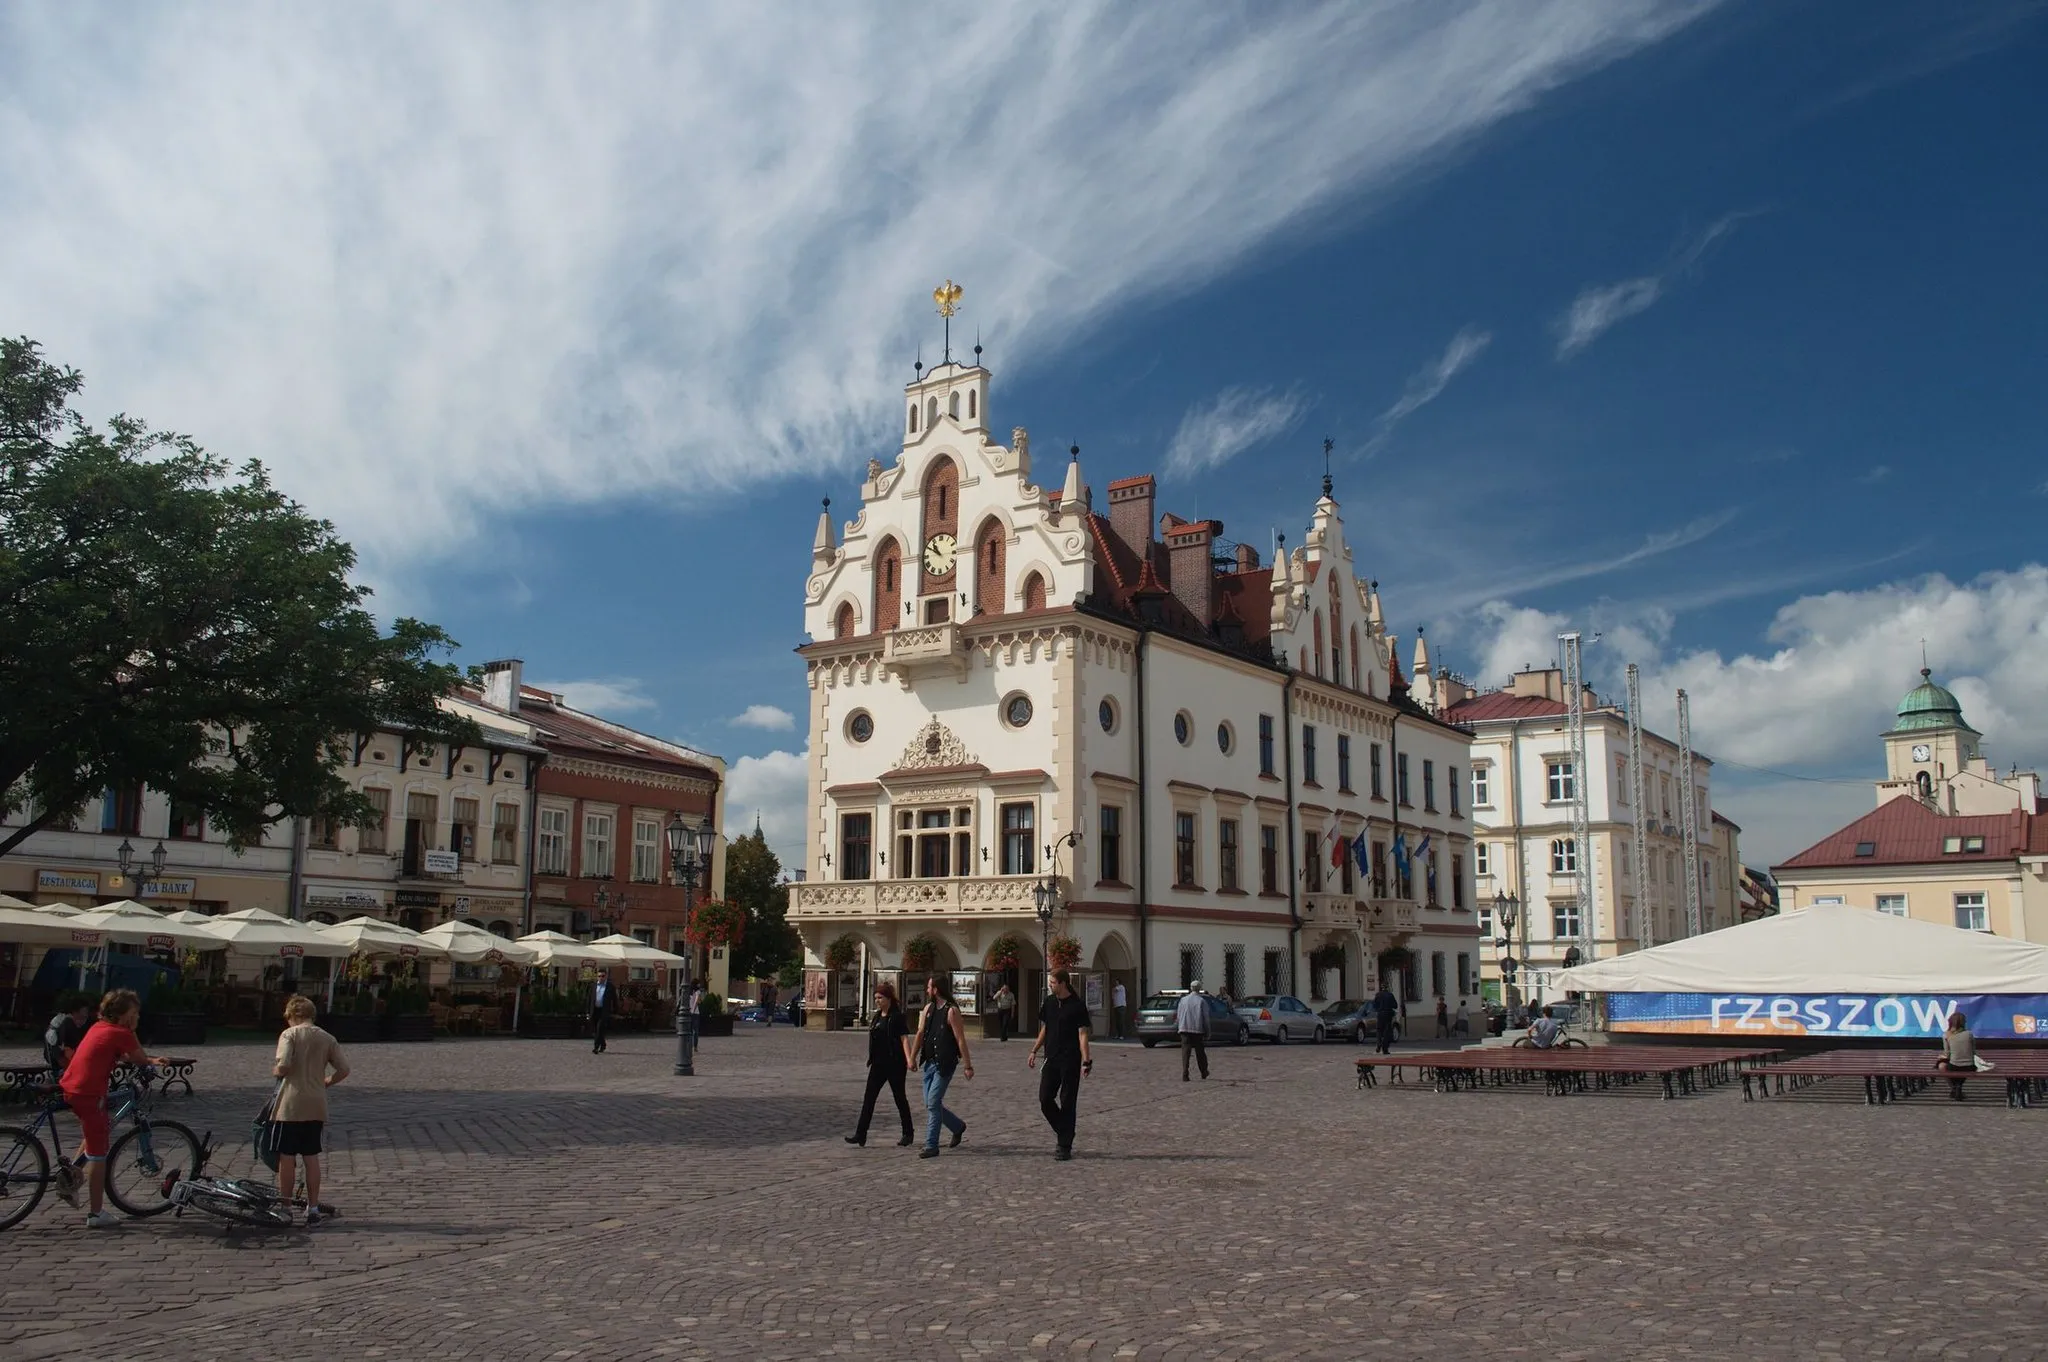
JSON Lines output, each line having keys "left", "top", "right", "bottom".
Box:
{"left": 1527, "top": 1006, "right": 1561, "bottom": 1049}
{"left": 1936, "top": 1010, "right": 1978, "bottom": 1101}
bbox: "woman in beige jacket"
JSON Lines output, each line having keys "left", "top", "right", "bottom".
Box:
{"left": 273, "top": 995, "right": 350, "bottom": 1224}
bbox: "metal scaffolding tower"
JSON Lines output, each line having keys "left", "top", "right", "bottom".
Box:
{"left": 1559, "top": 632, "right": 1596, "bottom": 965}
{"left": 1626, "top": 663, "right": 1653, "bottom": 948}
{"left": 1677, "top": 687, "right": 1703, "bottom": 937}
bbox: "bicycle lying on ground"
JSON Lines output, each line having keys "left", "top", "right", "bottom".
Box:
{"left": 0, "top": 1067, "right": 202, "bottom": 1230}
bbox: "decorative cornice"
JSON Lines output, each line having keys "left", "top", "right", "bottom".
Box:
{"left": 544, "top": 754, "right": 716, "bottom": 797}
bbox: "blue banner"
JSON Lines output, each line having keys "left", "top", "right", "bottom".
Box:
{"left": 1607, "top": 992, "right": 2048, "bottom": 1041}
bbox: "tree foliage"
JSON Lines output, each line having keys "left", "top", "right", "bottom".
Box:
{"left": 0, "top": 336, "right": 475, "bottom": 857}
{"left": 723, "top": 825, "right": 801, "bottom": 980}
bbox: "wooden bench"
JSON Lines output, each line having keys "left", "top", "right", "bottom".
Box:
{"left": 1357, "top": 1046, "right": 1781, "bottom": 1100}
{"left": 1751, "top": 1049, "right": 2048, "bottom": 1107}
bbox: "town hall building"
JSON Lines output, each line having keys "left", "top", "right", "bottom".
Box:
{"left": 789, "top": 343, "right": 1482, "bottom": 1030}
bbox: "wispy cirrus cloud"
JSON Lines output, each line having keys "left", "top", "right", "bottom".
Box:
{"left": 1554, "top": 212, "right": 1756, "bottom": 358}
{"left": 533, "top": 677, "right": 655, "bottom": 716}
{"left": 1363, "top": 325, "right": 1492, "bottom": 455}
{"left": 1434, "top": 508, "right": 1740, "bottom": 613}
{"left": 1856, "top": 464, "right": 1891, "bottom": 485}
{"left": 1164, "top": 386, "right": 1309, "bottom": 477}
{"left": 0, "top": 1, "right": 1716, "bottom": 583}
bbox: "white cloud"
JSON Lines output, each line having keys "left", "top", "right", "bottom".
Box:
{"left": 1554, "top": 212, "right": 1751, "bottom": 358}
{"left": 1638, "top": 566, "right": 2048, "bottom": 773}
{"left": 731, "top": 704, "right": 795, "bottom": 732}
{"left": 726, "top": 749, "right": 810, "bottom": 872}
{"left": 1164, "top": 386, "right": 1309, "bottom": 477}
{"left": 1857, "top": 464, "right": 1891, "bottom": 485}
{"left": 1364, "top": 326, "right": 1492, "bottom": 454}
{"left": 532, "top": 677, "right": 655, "bottom": 715}
{"left": 0, "top": 2, "right": 1714, "bottom": 580}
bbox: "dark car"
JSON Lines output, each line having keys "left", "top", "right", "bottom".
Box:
{"left": 1320, "top": 998, "right": 1402, "bottom": 1044}
{"left": 1135, "top": 991, "right": 1250, "bottom": 1047}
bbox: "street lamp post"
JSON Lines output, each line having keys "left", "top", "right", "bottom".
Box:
{"left": 1032, "top": 832, "right": 1082, "bottom": 996}
{"left": 1493, "top": 889, "right": 1522, "bottom": 1026}
{"left": 665, "top": 812, "right": 717, "bottom": 1077}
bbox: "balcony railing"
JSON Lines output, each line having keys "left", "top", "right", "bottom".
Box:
{"left": 792, "top": 875, "right": 1041, "bottom": 919}
{"left": 883, "top": 621, "right": 966, "bottom": 678}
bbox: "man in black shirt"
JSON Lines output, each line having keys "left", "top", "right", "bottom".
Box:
{"left": 1027, "top": 970, "right": 1093, "bottom": 1161}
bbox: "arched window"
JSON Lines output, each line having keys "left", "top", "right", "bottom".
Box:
{"left": 927, "top": 396, "right": 938, "bottom": 428}
{"left": 1021, "top": 571, "right": 1047, "bottom": 611}
{"left": 1313, "top": 611, "right": 1325, "bottom": 678}
{"left": 974, "top": 518, "right": 1006, "bottom": 616}
{"left": 834, "top": 602, "right": 856, "bottom": 639}
{"left": 874, "top": 539, "right": 903, "bottom": 631}
{"left": 968, "top": 389, "right": 977, "bottom": 420}
{"left": 908, "top": 404, "right": 918, "bottom": 435}
{"left": 949, "top": 391, "right": 960, "bottom": 420}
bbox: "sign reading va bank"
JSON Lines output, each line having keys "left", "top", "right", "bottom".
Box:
{"left": 1609, "top": 992, "right": 2048, "bottom": 1041}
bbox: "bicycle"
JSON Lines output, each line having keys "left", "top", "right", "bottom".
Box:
{"left": 1512, "top": 1017, "right": 1590, "bottom": 1050}
{"left": 0, "top": 1066, "right": 202, "bottom": 1230}
{"left": 165, "top": 1131, "right": 300, "bottom": 1233}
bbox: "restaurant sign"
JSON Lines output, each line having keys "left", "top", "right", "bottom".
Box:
{"left": 1608, "top": 991, "right": 2048, "bottom": 1041}
{"left": 394, "top": 890, "right": 442, "bottom": 908}
{"left": 305, "top": 888, "right": 384, "bottom": 910}
{"left": 38, "top": 870, "right": 99, "bottom": 893}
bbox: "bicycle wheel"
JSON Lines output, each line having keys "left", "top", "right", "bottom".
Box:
{"left": 184, "top": 1185, "right": 295, "bottom": 1229}
{"left": 105, "top": 1119, "right": 202, "bottom": 1218}
{"left": 0, "top": 1126, "right": 51, "bottom": 1231}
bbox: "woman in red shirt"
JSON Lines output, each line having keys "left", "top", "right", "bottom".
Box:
{"left": 58, "top": 989, "right": 167, "bottom": 1229}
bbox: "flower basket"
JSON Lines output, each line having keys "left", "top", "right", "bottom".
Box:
{"left": 824, "top": 935, "right": 860, "bottom": 971}
{"left": 984, "top": 933, "right": 1027, "bottom": 973}
{"left": 687, "top": 900, "right": 747, "bottom": 950}
{"left": 1046, "top": 934, "right": 1082, "bottom": 971}
{"left": 1308, "top": 945, "right": 1345, "bottom": 972}
{"left": 900, "top": 933, "right": 941, "bottom": 972}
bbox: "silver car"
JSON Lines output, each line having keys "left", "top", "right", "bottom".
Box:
{"left": 1236, "top": 994, "right": 1325, "bottom": 1044}
{"left": 1135, "top": 991, "right": 1250, "bottom": 1048}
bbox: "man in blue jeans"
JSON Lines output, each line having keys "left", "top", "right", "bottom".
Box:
{"left": 905, "top": 973, "right": 975, "bottom": 1158}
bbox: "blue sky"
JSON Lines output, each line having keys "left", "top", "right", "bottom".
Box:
{"left": 4, "top": 2, "right": 2044, "bottom": 868}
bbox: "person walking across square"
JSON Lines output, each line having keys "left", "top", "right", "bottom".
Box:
{"left": 1373, "top": 983, "right": 1399, "bottom": 1055}
{"left": 846, "top": 982, "right": 914, "bottom": 1146}
{"left": 1028, "top": 970, "right": 1093, "bottom": 1161}
{"left": 906, "top": 974, "right": 973, "bottom": 1158}
{"left": 1111, "top": 979, "right": 1128, "bottom": 1039}
{"left": 590, "top": 974, "right": 615, "bottom": 1053}
{"left": 1175, "top": 983, "right": 1209, "bottom": 1081}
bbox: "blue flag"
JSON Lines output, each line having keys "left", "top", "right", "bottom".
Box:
{"left": 1391, "top": 835, "right": 1409, "bottom": 877}
{"left": 1351, "top": 830, "right": 1370, "bottom": 876}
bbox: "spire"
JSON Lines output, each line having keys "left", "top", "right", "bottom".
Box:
{"left": 1061, "top": 444, "right": 1083, "bottom": 514}
{"left": 1270, "top": 532, "right": 1291, "bottom": 590}
{"left": 1321, "top": 437, "right": 1334, "bottom": 500}
{"left": 812, "top": 497, "right": 836, "bottom": 564}
{"left": 1413, "top": 626, "right": 1432, "bottom": 680}
{"left": 1367, "top": 578, "right": 1384, "bottom": 633}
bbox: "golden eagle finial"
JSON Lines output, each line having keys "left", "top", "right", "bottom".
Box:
{"left": 932, "top": 280, "right": 964, "bottom": 318}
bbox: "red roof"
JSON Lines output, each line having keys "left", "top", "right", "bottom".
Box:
{"left": 1443, "top": 692, "right": 1569, "bottom": 723}
{"left": 510, "top": 686, "right": 719, "bottom": 780}
{"left": 1774, "top": 797, "right": 2035, "bottom": 872}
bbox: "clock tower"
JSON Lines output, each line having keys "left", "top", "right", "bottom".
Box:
{"left": 1877, "top": 668, "right": 1981, "bottom": 806}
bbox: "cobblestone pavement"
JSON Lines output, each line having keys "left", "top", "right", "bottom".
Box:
{"left": 1, "top": 1027, "right": 2044, "bottom": 1361}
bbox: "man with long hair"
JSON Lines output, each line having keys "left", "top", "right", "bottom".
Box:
{"left": 906, "top": 974, "right": 974, "bottom": 1157}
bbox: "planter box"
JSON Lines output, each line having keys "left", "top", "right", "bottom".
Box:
{"left": 324, "top": 1012, "right": 382, "bottom": 1044}
{"left": 696, "top": 1014, "right": 734, "bottom": 1038}
{"left": 380, "top": 1012, "right": 436, "bottom": 1043}
{"left": 144, "top": 1011, "right": 208, "bottom": 1046}
{"left": 518, "top": 1014, "right": 588, "bottom": 1040}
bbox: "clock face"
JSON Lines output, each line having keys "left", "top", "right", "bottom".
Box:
{"left": 922, "top": 533, "right": 957, "bottom": 577}
{"left": 1912, "top": 743, "right": 1931, "bottom": 762}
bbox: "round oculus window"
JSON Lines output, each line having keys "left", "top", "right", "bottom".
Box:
{"left": 847, "top": 712, "right": 873, "bottom": 743}
{"left": 1098, "top": 699, "right": 1115, "bottom": 733}
{"left": 1006, "top": 695, "right": 1034, "bottom": 728}
{"left": 1216, "top": 723, "right": 1232, "bottom": 754}
{"left": 1173, "top": 712, "right": 1191, "bottom": 745}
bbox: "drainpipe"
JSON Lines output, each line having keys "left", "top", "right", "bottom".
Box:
{"left": 284, "top": 814, "right": 308, "bottom": 992}
{"left": 1387, "top": 712, "right": 1400, "bottom": 998}
{"left": 1134, "top": 629, "right": 1152, "bottom": 1000}
{"left": 1282, "top": 671, "right": 1300, "bottom": 992}
{"left": 520, "top": 750, "right": 547, "bottom": 935}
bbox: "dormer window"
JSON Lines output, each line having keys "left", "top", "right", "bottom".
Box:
{"left": 1854, "top": 841, "right": 1876, "bottom": 857}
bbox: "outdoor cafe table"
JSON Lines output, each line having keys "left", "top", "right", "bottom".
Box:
{"left": 1356, "top": 1045, "right": 1783, "bottom": 1099}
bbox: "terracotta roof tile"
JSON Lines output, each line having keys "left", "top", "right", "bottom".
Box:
{"left": 1774, "top": 798, "right": 2032, "bottom": 872}
{"left": 1444, "top": 693, "right": 1569, "bottom": 722}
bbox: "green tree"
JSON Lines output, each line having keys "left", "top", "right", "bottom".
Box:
{"left": 723, "top": 825, "right": 801, "bottom": 980}
{"left": 0, "top": 336, "right": 475, "bottom": 856}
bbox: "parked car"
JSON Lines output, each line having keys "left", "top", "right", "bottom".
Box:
{"left": 1135, "top": 991, "right": 1250, "bottom": 1047}
{"left": 736, "top": 1004, "right": 771, "bottom": 1024}
{"left": 1319, "top": 998, "right": 1395, "bottom": 1043}
{"left": 1237, "top": 994, "right": 1325, "bottom": 1044}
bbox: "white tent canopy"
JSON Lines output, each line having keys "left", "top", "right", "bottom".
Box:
{"left": 314, "top": 916, "right": 449, "bottom": 959}
{"left": 0, "top": 905, "right": 90, "bottom": 946}
{"left": 418, "top": 920, "right": 536, "bottom": 965}
{"left": 1553, "top": 904, "right": 2048, "bottom": 996}
{"left": 65, "top": 900, "right": 228, "bottom": 949}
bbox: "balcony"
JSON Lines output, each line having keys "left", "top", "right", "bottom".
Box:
{"left": 1361, "top": 899, "right": 1420, "bottom": 934}
{"left": 793, "top": 875, "right": 1039, "bottom": 919}
{"left": 1300, "top": 894, "right": 1360, "bottom": 931}
{"left": 884, "top": 619, "right": 967, "bottom": 680}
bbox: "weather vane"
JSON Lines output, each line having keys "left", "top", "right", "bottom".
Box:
{"left": 933, "top": 280, "right": 964, "bottom": 363}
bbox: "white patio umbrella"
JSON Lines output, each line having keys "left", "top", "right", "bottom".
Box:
{"left": 0, "top": 893, "right": 37, "bottom": 910}
{"left": 202, "top": 908, "right": 356, "bottom": 958}
{"left": 66, "top": 900, "right": 229, "bottom": 948}
{"left": 314, "top": 915, "right": 449, "bottom": 958}
{"left": 513, "top": 929, "right": 611, "bottom": 968}
{"left": 420, "top": 921, "right": 538, "bottom": 1027}
{"left": 31, "top": 902, "right": 84, "bottom": 917}
{"left": 586, "top": 932, "right": 689, "bottom": 966}
{"left": 159, "top": 909, "right": 219, "bottom": 926}
{"left": 0, "top": 905, "right": 92, "bottom": 946}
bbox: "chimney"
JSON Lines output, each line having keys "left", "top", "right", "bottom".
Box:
{"left": 1106, "top": 475, "right": 1155, "bottom": 559}
{"left": 1164, "top": 519, "right": 1220, "bottom": 628}
{"left": 481, "top": 658, "right": 524, "bottom": 713}
{"left": 1234, "top": 543, "right": 1260, "bottom": 573}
